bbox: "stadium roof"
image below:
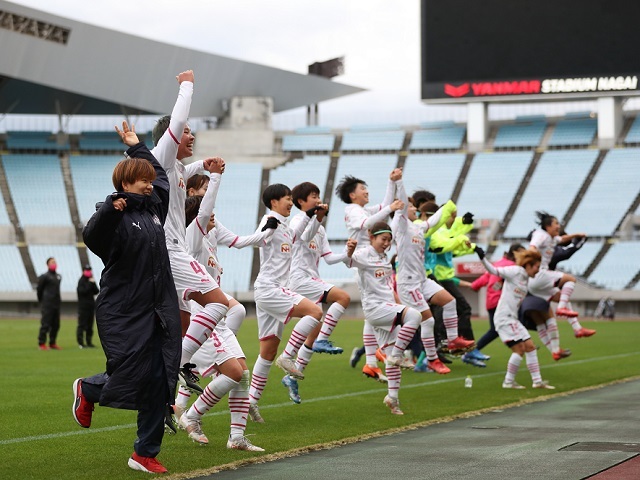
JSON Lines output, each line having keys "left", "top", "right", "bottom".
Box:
{"left": 0, "top": 0, "right": 364, "bottom": 117}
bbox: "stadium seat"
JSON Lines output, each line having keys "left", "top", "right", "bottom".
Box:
{"left": 548, "top": 119, "right": 596, "bottom": 147}
{"left": 588, "top": 241, "right": 640, "bottom": 289}
{"left": 0, "top": 245, "right": 33, "bottom": 292}
{"left": 70, "top": 155, "right": 121, "bottom": 225}
{"left": 29, "top": 245, "right": 82, "bottom": 293}
{"left": 409, "top": 126, "right": 466, "bottom": 150}
{"left": 402, "top": 153, "right": 466, "bottom": 201}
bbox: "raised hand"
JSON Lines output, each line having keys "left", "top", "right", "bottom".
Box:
{"left": 315, "top": 203, "right": 329, "bottom": 221}
{"left": 262, "top": 216, "right": 280, "bottom": 231}
{"left": 115, "top": 121, "right": 139, "bottom": 146}
{"left": 346, "top": 239, "right": 357, "bottom": 257}
{"left": 389, "top": 168, "right": 403, "bottom": 181}
{"left": 203, "top": 157, "right": 225, "bottom": 175}
{"left": 390, "top": 199, "right": 405, "bottom": 212}
{"left": 177, "top": 70, "right": 194, "bottom": 84}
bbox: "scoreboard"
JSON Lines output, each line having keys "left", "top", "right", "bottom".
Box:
{"left": 421, "top": 0, "right": 640, "bottom": 102}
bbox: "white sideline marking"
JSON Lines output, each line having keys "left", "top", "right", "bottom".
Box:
{"left": 2, "top": 351, "right": 638, "bottom": 446}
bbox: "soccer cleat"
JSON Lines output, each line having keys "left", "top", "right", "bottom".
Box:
{"left": 552, "top": 349, "right": 572, "bottom": 361}
{"left": 465, "top": 348, "right": 490, "bottom": 361}
{"left": 556, "top": 307, "right": 579, "bottom": 318}
{"left": 502, "top": 381, "right": 526, "bottom": 389}
{"left": 350, "top": 346, "right": 364, "bottom": 368}
{"left": 164, "top": 404, "right": 177, "bottom": 435}
{"left": 574, "top": 328, "right": 596, "bottom": 338}
{"left": 362, "top": 364, "right": 388, "bottom": 383}
{"left": 72, "top": 378, "right": 94, "bottom": 428}
{"left": 461, "top": 352, "right": 486, "bottom": 368}
{"left": 438, "top": 352, "right": 453, "bottom": 364}
{"left": 383, "top": 395, "right": 404, "bottom": 415}
{"left": 227, "top": 435, "right": 265, "bottom": 452}
{"left": 427, "top": 358, "right": 451, "bottom": 374}
{"left": 375, "top": 348, "right": 386, "bottom": 362}
{"left": 128, "top": 452, "right": 168, "bottom": 474}
{"left": 38, "top": 344, "right": 49, "bottom": 351}
{"left": 312, "top": 339, "right": 344, "bottom": 354}
{"left": 532, "top": 380, "right": 556, "bottom": 390}
{"left": 275, "top": 355, "right": 305, "bottom": 380}
{"left": 50, "top": 344, "right": 62, "bottom": 350}
{"left": 282, "top": 375, "right": 301, "bottom": 404}
{"left": 178, "top": 414, "right": 209, "bottom": 445}
{"left": 385, "top": 355, "right": 415, "bottom": 370}
{"left": 413, "top": 359, "right": 430, "bottom": 373}
{"left": 446, "top": 336, "right": 475, "bottom": 354}
{"left": 178, "top": 363, "right": 203, "bottom": 395}
{"left": 248, "top": 403, "right": 265, "bottom": 423}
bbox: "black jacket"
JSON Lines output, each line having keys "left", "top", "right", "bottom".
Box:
{"left": 77, "top": 276, "right": 99, "bottom": 310}
{"left": 37, "top": 270, "right": 61, "bottom": 311}
{"left": 82, "top": 142, "right": 181, "bottom": 410}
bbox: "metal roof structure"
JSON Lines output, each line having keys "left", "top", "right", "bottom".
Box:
{"left": 0, "top": 0, "right": 364, "bottom": 117}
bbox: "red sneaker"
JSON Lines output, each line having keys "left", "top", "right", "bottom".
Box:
{"left": 38, "top": 344, "right": 49, "bottom": 351}
{"left": 375, "top": 348, "right": 386, "bottom": 362}
{"left": 427, "top": 358, "right": 451, "bottom": 374}
{"left": 575, "top": 328, "right": 596, "bottom": 338}
{"left": 552, "top": 348, "right": 572, "bottom": 361}
{"left": 128, "top": 452, "right": 168, "bottom": 474}
{"left": 72, "top": 379, "right": 94, "bottom": 428}
{"left": 556, "top": 307, "right": 579, "bottom": 318}
{"left": 50, "top": 344, "right": 62, "bottom": 350}
{"left": 447, "top": 336, "right": 475, "bottom": 354}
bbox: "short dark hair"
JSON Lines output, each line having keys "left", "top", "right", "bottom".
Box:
{"left": 186, "top": 174, "right": 209, "bottom": 194}
{"left": 185, "top": 195, "right": 203, "bottom": 227}
{"left": 46, "top": 257, "right": 55, "bottom": 265}
{"left": 505, "top": 243, "right": 525, "bottom": 261}
{"left": 335, "top": 175, "right": 365, "bottom": 204}
{"left": 419, "top": 201, "right": 439, "bottom": 217}
{"left": 291, "top": 182, "right": 320, "bottom": 209}
{"left": 535, "top": 211, "right": 557, "bottom": 230}
{"left": 262, "top": 183, "right": 291, "bottom": 209}
{"left": 368, "top": 221, "right": 392, "bottom": 237}
{"left": 412, "top": 189, "right": 436, "bottom": 208}
{"left": 152, "top": 115, "right": 171, "bottom": 146}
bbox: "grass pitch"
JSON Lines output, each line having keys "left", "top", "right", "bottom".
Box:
{"left": 1, "top": 316, "right": 638, "bottom": 479}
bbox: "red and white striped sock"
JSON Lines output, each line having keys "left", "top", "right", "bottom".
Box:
{"left": 181, "top": 302, "right": 228, "bottom": 365}
{"left": 295, "top": 344, "right": 314, "bottom": 373}
{"left": 224, "top": 303, "right": 246, "bottom": 336}
{"left": 536, "top": 323, "right": 551, "bottom": 352}
{"left": 558, "top": 281, "right": 575, "bottom": 309}
{"left": 385, "top": 364, "right": 401, "bottom": 400}
{"left": 187, "top": 374, "right": 238, "bottom": 420}
{"left": 546, "top": 318, "right": 560, "bottom": 353}
{"left": 175, "top": 385, "right": 192, "bottom": 410}
{"left": 249, "top": 355, "right": 272, "bottom": 404}
{"left": 363, "top": 322, "right": 378, "bottom": 367}
{"left": 442, "top": 300, "right": 459, "bottom": 341}
{"left": 391, "top": 308, "right": 420, "bottom": 357}
{"left": 229, "top": 370, "right": 250, "bottom": 438}
{"left": 317, "top": 303, "right": 345, "bottom": 342}
{"left": 420, "top": 318, "right": 438, "bottom": 361}
{"left": 504, "top": 352, "right": 522, "bottom": 384}
{"left": 525, "top": 350, "right": 542, "bottom": 384}
{"left": 282, "top": 315, "right": 319, "bottom": 359}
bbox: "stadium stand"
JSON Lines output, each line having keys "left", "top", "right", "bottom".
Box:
{"left": 349, "top": 123, "right": 402, "bottom": 132}
{"left": 6, "top": 131, "right": 69, "bottom": 151}
{"left": 566, "top": 148, "right": 640, "bottom": 236}
{"left": 493, "top": 121, "right": 546, "bottom": 148}
{"left": 555, "top": 240, "right": 603, "bottom": 277}
{"left": 318, "top": 243, "right": 356, "bottom": 285}
{"left": 341, "top": 130, "right": 405, "bottom": 151}
{"left": 86, "top": 249, "right": 104, "bottom": 286}
{"left": 588, "top": 241, "right": 640, "bottom": 289}
{"left": 78, "top": 131, "right": 126, "bottom": 152}
{"left": 0, "top": 245, "right": 33, "bottom": 292}
{"left": 547, "top": 118, "right": 597, "bottom": 147}
{"left": 282, "top": 134, "right": 334, "bottom": 152}
{"left": 268, "top": 155, "right": 331, "bottom": 194}
{"left": 294, "top": 126, "right": 332, "bottom": 134}
{"left": 325, "top": 154, "right": 398, "bottom": 240}
{"left": 402, "top": 153, "right": 466, "bottom": 201}
{"left": 29, "top": 244, "right": 82, "bottom": 293}
{"left": 419, "top": 120, "right": 457, "bottom": 129}
{"left": 0, "top": 190, "right": 10, "bottom": 226}
{"left": 2, "top": 155, "right": 73, "bottom": 226}
{"left": 623, "top": 116, "right": 640, "bottom": 144}
{"left": 69, "top": 155, "right": 121, "bottom": 225}
{"left": 455, "top": 151, "right": 533, "bottom": 222}
{"left": 503, "top": 149, "right": 599, "bottom": 238}
{"left": 409, "top": 126, "right": 466, "bottom": 150}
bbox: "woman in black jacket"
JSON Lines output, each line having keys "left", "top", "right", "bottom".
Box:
{"left": 72, "top": 122, "right": 181, "bottom": 474}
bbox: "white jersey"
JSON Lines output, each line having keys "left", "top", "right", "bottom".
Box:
{"left": 347, "top": 245, "right": 396, "bottom": 312}
{"left": 481, "top": 259, "right": 529, "bottom": 325}
{"left": 343, "top": 178, "right": 398, "bottom": 246}
{"left": 150, "top": 81, "right": 204, "bottom": 253}
{"left": 529, "top": 229, "right": 561, "bottom": 270}
{"left": 254, "top": 211, "right": 310, "bottom": 289}
{"left": 289, "top": 211, "right": 348, "bottom": 283}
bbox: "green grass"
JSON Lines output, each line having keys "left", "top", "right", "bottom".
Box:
{"left": 1, "top": 317, "right": 639, "bottom": 479}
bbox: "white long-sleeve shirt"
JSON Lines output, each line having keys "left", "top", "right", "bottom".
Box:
{"left": 289, "top": 211, "right": 348, "bottom": 283}
{"left": 344, "top": 178, "right": 398, "bottom": 246}
{"left": 254, "top": 211, "right": 310, "bottom": 289}
{"left": 150, "top": 81, "right": 204, "bottom": 252}
{"left": 346, "top": 245, "right": 395, "bottom": 312}
{"left": 480, "top": 258, "right": 529, "bottom": 324}
{"left": 529, "top": 229, "right": 561, "bottom": 270}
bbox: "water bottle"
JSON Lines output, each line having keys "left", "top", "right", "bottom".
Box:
{"left": 464, "top": 375, "right": 473, "bottom": 388}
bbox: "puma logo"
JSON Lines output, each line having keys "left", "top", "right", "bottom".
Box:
{"left": 132, "top": 222, "right": 141, "bottom": 230}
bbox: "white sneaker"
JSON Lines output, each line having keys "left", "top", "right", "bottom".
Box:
{"left": 248, "top": 403, "right": 265, "bottom": 423}
{"left": 275, "top": 355, "right": 305, "bottom": 380}
{"left": 383, "top": 395, "right": 403, "bottom": 415}
{"left": 502, "top": 381, "right": 526, "bottom": 389}
{"left": 227, "top": 435, "right": 265, "bottom": 452}
{"left": 178, "top": 413, "right": 209, "bottom": 445}
{"left": 385, "top": 355, "right": 415, "bottom": 370}
{"left": 532, "top": 380, "right": 556, "bottom": 390}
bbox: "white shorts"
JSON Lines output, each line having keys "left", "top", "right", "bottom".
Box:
{"left": 191, "top": 326, "right": 238, "bottom": 377}
{"left": 289, "top": 275, "right": 334, "bottom": 304}
{"left": 528, "top": 269, "right": 563, "bottom": 301}
{"left": 367, "top": 321, "right": 398, "bottom": 352}
{"left": 254, "top": 286, "right": 304, "bottom": 340}
{"left": 363, "top": 303, "right": 405, "bottom": 332}
{"left": 169, "top": 249, "right": 220, "bottom": 312}
{"left": 397, "top": 277, "right": 442, "bottom": 311}
{"left": 495, "top": 316, "right": 531, "bottom": 345}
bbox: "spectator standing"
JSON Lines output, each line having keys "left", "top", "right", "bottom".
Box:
{"left": 76, "top": 264, "right": 99, "bottom": 348}
{"left": 37, "top": 257, "right": 62, "bottom": 350}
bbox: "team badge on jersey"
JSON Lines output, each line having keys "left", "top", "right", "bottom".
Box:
{"left": 411, "top": 235, "right": 423, "bottom": 245}
{"left": 375, "top": 268, "right": 386, "bottom": 278}
{"left": 178, "top": 176, "right": 185, "bottom": 191}
{"left": 308, "top": 240, "right": 318, "bottom": 251}
{"left": 152, "top": 214, "right": 161, "bottom": 226}
{"left": 281, "top": 243, "right": 291, "bottom": 253}
{"left": 207, "top": 256, "right": 217, "bottom": 268}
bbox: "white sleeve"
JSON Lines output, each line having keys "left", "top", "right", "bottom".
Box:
{"left": 529, "top": 230, "right": 546, "bottom": 250}
{"left": 216, "top": 219, "right": 274, "bottom": 248}
{"left": 291, "top": 214, "right": 311, "bottom": 244}
{"left": 301, "top": 217, "right": 322, "bottom": 243}
{"left": 150, "top": 81, "right": 193, "bottom": 171}
{"left": 320, "top": 232, "right": 348, "bottom": 265}
{"left": 381, "top": 177, "right": 396, "bottom": 207}
{"left": 185, "top": 222, "right": 203, "bottom": 257}
{"left": 346, "top": 248, "right": 369, "bottom": 269}
{"left": 481, "top": 257, "right": 499, "bottom": 276}
{"left": 185, "top": 160, "right": 205, "bottom": 180}
{"left": 194, "top": 173, "right": 221, "bottom": 233}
